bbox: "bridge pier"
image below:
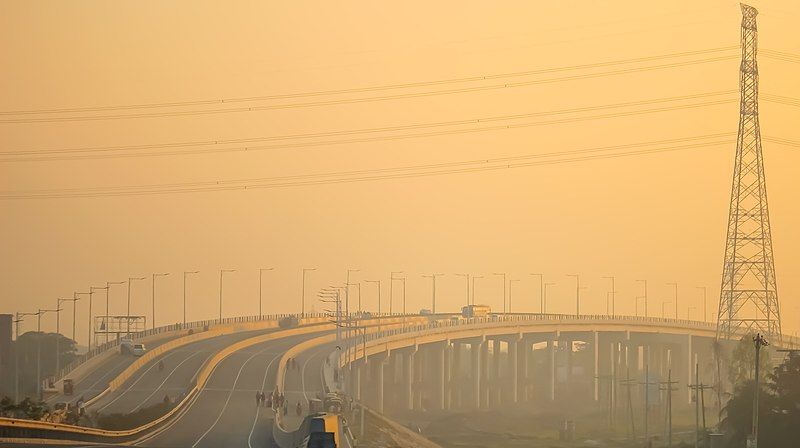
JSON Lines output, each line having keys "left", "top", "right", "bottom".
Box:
{"left": 403, "top": 348, "right": 416, "bottom": 410}
{"left": 470, "top": 339, "right": 483, "bottom": 409}
{"left": 547, "top": 338, "right": 556, "bottom": 401}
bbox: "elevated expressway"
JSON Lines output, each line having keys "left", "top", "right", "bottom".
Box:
{"left": 2, "top": 313, "right": 796, "bottom": 447}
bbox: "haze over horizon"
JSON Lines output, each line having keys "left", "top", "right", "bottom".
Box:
{"left": 2, "top": 0, "right": 799, "bottom": 345}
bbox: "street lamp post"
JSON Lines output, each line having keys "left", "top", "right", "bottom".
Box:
{"left": 531, "top": 274, "right": 544, "bottom": 314}
{"left": 105, "top": 281, "right": 124, "bottom": 343}
{"left": 422, "top": 274, "right": 443, "bottom": 314}
{"left": 183, "top": 271, "right": 199, "bottom": 328}
{"left": 36, "top": 309, "right": 56, "bottom": 399}
{"left": 687, "top": 306, "right": 696, "bottom": 321}
{"left": 259, "top": 268, "right": 274, "bottom": 317}
{"left": 567, "top": 274, "right": 584, "bottom": 317}
{"left": 667, "top": 282, "right": 678, "bottom": 320}
{"left": 125, "top": 278, "right": 145, "bottom": 335}
{"left": 543, "top": 283, "right": 555, "bottom": 314}
{"left": 493, "top": 273, "right": 507, "bottom": 313}
{"left": 219, "top": 269, "right": 236, "bottom": 321}
{"left": 509, "top": 279, "right": 520, "bottom": 313}
{"left": 89, "top": 286, "right": 109, "bottom": 350}
{"left": 151, "top": 273, "right": 169, "bottom": 330}
{"left": 602, "top": 276, "right": 616, "bottom": 316}
{"left": 636, "top": 280, "right": 648, "bottom": 318}
{"left": 471, "top": 275, "right": 483, "bottom": 306}
{"left": 696, "top": 287, "right": 707, "bottom": 322}
{"left": 389, "top": 272, "right": 403, "bottom": 315}
{"left": 301, "top": 268, "right": 317, "bottom": 316}
{"left": 71, "top": 292, "right": 88, "bottom": 344}
{"left": 455, "top": 273, "right": 470, "bottom": 308}
{"left": 365, "top": 280, "right": 381, "bottom": 316}
{"left": 662, "top": 300, "right": 672, "bottom": 319}
{"left": 14, "top": 312, "right": 39, "bottom": 402}
{"left": 55, "top": 298, "right": 70, "bottom": 374}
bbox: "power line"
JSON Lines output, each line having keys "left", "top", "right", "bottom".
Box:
{"left": 0, "top": 55, "right": 738, "bottom": 124}
{"left": 1, "top": 90, "right": 736, "bottom": 161}
{"left": 0, "top": 135, "right": 737, "bottom": 200}
{"left": 0, "top": 46, "right": 738, "bottom": 117}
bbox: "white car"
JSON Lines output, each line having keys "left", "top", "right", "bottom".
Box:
{"left": 131, "top": 343, "right": 146, "bottom": 356}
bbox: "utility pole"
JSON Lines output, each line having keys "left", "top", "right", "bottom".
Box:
{"left": 183, "top": 271, "right": 199, "bottom": 328}
{"left": 72, "top": 292, "right": 88, "bottom": 344}
{"left": 152, "top": 273, "right": 169, "bottom": 329}
{"left": 689, "top": 363, "right": 714, "bottom": 448}
{"left": 543, "top": 282, "right": 555, "bottom": 314}
{"left": 36, "top": 309, "right": 56, "bottom": 399}
{"left": 640, "top": 363, "right": 658, "bottom": 444}
{"left": 751, "top": 333, "right": 769, "bottom": 448}
{"left": 55, "top": 298, "right": 70, "bottom": 374}
{"left": 659, "top": 369, "right": 678, "bottom": 448}
{"left": 619, "top": 368, "right": 637, "bottom": 441}
{"left": 530, "top": 273, "right": 544, "bottom": 314}
{"left": 259, "top": 268, "right": 274, "bottom": 316}
{"left": 89, "top": 286, "right": 108, "bottom": 349}
{"left": 422, "top": 274, "right": 443, "bottom": 313}
{"left": 602, "top": 276, "right": 616, "bottom": 316}
{"left": 14, "top": 312, "right": 39, "bottom": 402}
{"left": 493, "top": 273, "right": 507, "bottom": 313}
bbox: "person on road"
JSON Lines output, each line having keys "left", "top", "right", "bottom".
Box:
{"left": 296, "top": 401, "right": 302, "bottom": 416}
{"left": 283, "top": 401, "right": 288, "bottom": 416}
{"left": 255, "top": 390, "right": 261, "bottom": 406}
{"left": 158, "top": 360, "right": 164, "bottom": 372}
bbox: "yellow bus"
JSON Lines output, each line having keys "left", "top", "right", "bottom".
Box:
{"left": 307, "top": 412, "right": 340, "bottom": 448}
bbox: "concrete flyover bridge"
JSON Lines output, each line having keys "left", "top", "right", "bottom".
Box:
{"left": 338, "top": 313, "right": 798, "bottom": 415}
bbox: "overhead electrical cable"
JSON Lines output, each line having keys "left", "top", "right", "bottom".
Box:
{"left": 0, "top": 45, "right": 738, "bottom": 117}
{"left": 0, "top": 55, "right": 738, "bottom": 124}
{"left": 1, "top": 90, "right": 737, "bottom": 161}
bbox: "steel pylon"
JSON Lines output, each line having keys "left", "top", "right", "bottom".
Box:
{"left": 716, "top": 4, "right": 781, "bottom": 340}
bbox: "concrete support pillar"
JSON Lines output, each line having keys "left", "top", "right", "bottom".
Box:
{"left": 414, "top": 349, "right": 423, "bottom": 410}
{"left": 547, "top": 338, "right": 556, "bottom": 401}
{"left": 471, "top": 341, "right": 482, "bottom": 409}
{"left": 435, "top": 343, "right": 446, "bottom": 411}
{"left": 375, "top": 356, "right": 385, "bottom": 413}
{"left": 508, "top": 337, "right": 519, "bottom": 403}
{"left": 353, "top": 361, "right": 362, "bottom": 401}
{"left": 492, "top": 339, "right": 502, "bottom": 406}
{"left": 444, "top": 343, "right": 452, "bottom": 410}
{"left": 453, "top": 343, "right": 462, "bottom": 408}
{"left": 686, "top": 334, "right": 693, "bottom": 404}
{"left": 404, "top": 350, "right": 415, "bottom": 410}
{"left": 520, "top": 340, "right": 530, "bottom": 402}
{"left": 480, "top": 340, "right": 489, "bottom": 408}
{"left": 593, "top": 331, "right": 600, "bottom": 401}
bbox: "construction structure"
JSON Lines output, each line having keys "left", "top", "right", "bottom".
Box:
{"left": 717, "top": 4, "right": 781, "bottom": 340}
{"left": 93, "top": 315, "right": 146, "bottom": 345}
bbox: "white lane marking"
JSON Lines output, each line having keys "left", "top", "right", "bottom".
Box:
{"left": 300, "top": 349, "right": 324, "bottom": 404}
{"left": 96, "top": 351, "right": 178, "bottom": 413}
{"left": 50, "top": 357, "right": 129, "bottom": 403}
{"left": 128, "top": 350, "right": 203, "bottom": 413}
{"left": 247, "top": 353, "right": 282, "bottom": 448}
{"left": 191, "top": 350, "right": 270, "bottom": 448}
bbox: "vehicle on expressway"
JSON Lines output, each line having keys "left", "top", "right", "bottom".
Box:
{"left": 120, "top": 337, "right": 147, "bottom": 356}
{"left": 307, "top": 412, "right": 340, "bottom": 448}
{"left": 461, "top": 304, "right": 491, "bottom": 318}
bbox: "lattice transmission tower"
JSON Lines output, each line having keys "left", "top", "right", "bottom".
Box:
{"left": 717, "top": 4, "right": 781, "bottom": 340}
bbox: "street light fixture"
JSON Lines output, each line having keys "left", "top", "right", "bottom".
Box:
{"left": 662, "top": 300, "right": 672, "bottom": 319}
{"left": 364, "top": 280, "right": 381, "bottom": 316}
{"left": 636, "top": 280, "right": 648, "bottom": 318}
{"left": 566, "top": 274, "right": 585, "bottom": 317}
{"left": 389, "top": 271, "right": 403, "bottom": 315}
{"left": 126, "top": 278, "right": 145, "bottom": 335}
{"left": 72, "top": 292, "right": 89, "bottom": 344}
{"left": 89, "top": 286, "right": 109, "bottom": 349}
{"left": 602, "top": 276, "right": 616, "bottom": 316}
{"left": 530, "top": 273, "right": 544, "bottom": 314}
{"left": 55, "top": 298, "right": 70, "bottom": 373}
{"left": 152, "top": 273, "right": 170, "bottom": 330}
{"left": 493, "top": 273, "right": 507, "bottom": 313}
{"left": 105, "top": 281, "right": 125, "bottom": 343}
{"left": 301, "top": 268, "right": 317, "bottom": 316}
{"left": 36, "top": 309, "right": 57, "bottom": 398}
{"left": 455, "top": 273, "right": 470, "bottom": 308}
{"left": 219, "top": 269, "right": 236, "bottom": 321}
{"left": 667, "top": 282, "right": 678, "bottom": 320}
{"left": 471, "top": 275, "right": 483, "bottom": 306}
{"left": 422, "top": 274, "right": 443, "bottom": 314}
{"left": 14, "top": 311, "right": 39, "bottom": 402}
{"left": 687, "top": 306, "right": 696, "bottom": 321}
{"left": 259, "top": 268, "right": 274, "bottom": 317}
{"left": 509, "top": 279, "right": 520, "bottom": 313}
{"left": 183, "top": 271, "right": 199, "bottom": 328}
{"left": 543, "top": 283, "right": 556, "bottom": 314}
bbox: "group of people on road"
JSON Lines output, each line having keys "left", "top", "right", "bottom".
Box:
{"left": 286, "top": 357, "right": 299, "bottom": 371}
{"left": 255, "top": 389, "right": 306, "bottom": 417}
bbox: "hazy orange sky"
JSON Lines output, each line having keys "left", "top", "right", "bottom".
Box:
{"left": 1, "top": 1, "right": 798, "bottom": 344}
